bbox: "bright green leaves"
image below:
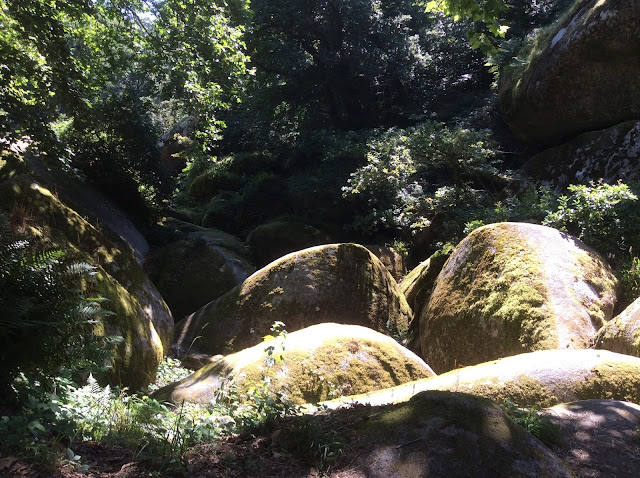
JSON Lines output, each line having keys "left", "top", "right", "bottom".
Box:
{"left": 423, "top": 0, "right": 509, "bottom": 53}
{"left": 150, "top": 0, "right": 251, "bottom": 153}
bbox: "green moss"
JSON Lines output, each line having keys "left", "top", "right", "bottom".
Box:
{"left": 423, "top": 225, "right": 553, "bottom": 373}
{"left": 0, "top": 174, "right": 169, "bottom": 389}
{"left": 574, "top": 362, "right": 640, "bottom": 403}
{"left": 176, "top": 243, "right": 412, "bottom": 356}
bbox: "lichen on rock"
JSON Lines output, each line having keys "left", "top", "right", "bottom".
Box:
{"left": 156, "top": 323, "right": 434, "bottom": 405}
{"left": 175, "top": 243, "right": 413, "bottom": 356}
{"left": 420, "top": 222, "right": 617, "bottom": 373}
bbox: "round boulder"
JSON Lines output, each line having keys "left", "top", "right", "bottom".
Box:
{"left": 499, "top": 0, "right": 640, "bottom": 145}
{"left": 542, "top": 399, "right": 640, "bottom": 478}
{"left": 331, "top": 349, "right": 640, "bottom": 410}
{"left": 156, "top": 323, "right": 434, "bottom": 405}
{"left": 595, "top": 295, "right": 640, "bottom": 356}
{"left": 0, "top": 177, "right": 172, "bottom": 389}
{"left": 148, "top": 228, "right": 254, "bottom": 319}
{"left": 175, "top": 243, "right": 413, "bottom": 356}
{"left": 330, "top": 391, "right": 574, "bottom": 478}
{"left": 421, "top": 222, "right": 618, "bottom": 373}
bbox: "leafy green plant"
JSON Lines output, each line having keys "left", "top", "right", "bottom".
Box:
{"left": 543, "top": 181, "right": 640, "bottom": 264}
{"left": 344, "top": 120, "right": 508, "bottom": 247}
{"left": 502, "top": 400, "right": 560, "bottom": 446}
{"left": 0, "top": 219, "right": 117, "bottom": 395}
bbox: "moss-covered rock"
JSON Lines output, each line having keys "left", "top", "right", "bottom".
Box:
{"left": 499, "top": 0, "right": 640, "bottom": 145}
{"left": 421, "top": 222, "right": 618, "bottom": 373}
{"left": 147, "top": 229, "right": 254, "bottom": 319}
{"left": 364, "top": 245, "right": 406, "bottom": 282}
{"left": 0, "top": 174, "right": 171, "bottom": 389}
{"left": 329, "top": 391, "right": 573, "bottom": 478}
{"left": 328, "top": 349, "right": 640, "bottom": 409}
{"left": 400, "top": 250, "right": 450, "bottom": 316}
{"left": 595, "top": 296, "right": 640, "bottom": 356}
{"left": 246, "top": 220, "right": 332, "bottom": 268}
{"left": 523, "top": 120, "right": 640, "bottom": 191}
{"left": 156, "top": 323, "right": 434, "bottom": 405}
{"left": 175, "top": 243, "right": 413, "bottom": 356}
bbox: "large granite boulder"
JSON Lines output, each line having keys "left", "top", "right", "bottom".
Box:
{"left": 329, "top": 391, "right": 573, "bottom": 478}
{"left": 420, "top": 222, "right": 618, "bottom": 373}
{"left": 499, "top": 0, "right": 640, "bottom": 145}
{"left": 542, "top": 400, "right": 640, "bottom": 477}
{"left": 0, "top": 170, "right": 172, "bottom": 389}
{"left": 147, "top": 226, "right": 254, "bottom": 319}
{"left": 155, "top": 323, "right": 434, "bottom": 405}
{"left": 246, "top": 220, "right": 332, "bottom": 268}
{"left": 523, "top": 120, "right": 640, "bottom": 190}
{"left": 595, "top": 296, "right": 640, "bottom": 356}
{"left": 175, "top": 243, "right": 413, "bottom": 356}
{"left": 328, "top": 349, "right": 640, "bottom": 409}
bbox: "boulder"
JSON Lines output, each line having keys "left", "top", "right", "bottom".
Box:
{"left": 147, "top": 228, "right": 254, "bottom": 319}
{"left": 246, "top": 220, "right": 332, "bottom": 268}
{"left": 400, "top": 250, "right": 450, "bottom": 316}
{"left": 364, "top": 245, "right": 406, "bottom": 282}
{"left": 523, "top": 120, "right": 640, "bottom": 190}
{"left": 328, "top": 349, "right": 640, "bottom": 409}
{"left": 0, "top": 174, "right": 172, "bottom": 389}
{"left": 499, "top": 0, "right": 640, "bottom": 145}
{"left": 155, "top": 323, "right": 434, "bottom": 405}
{"left": 399, "top": 250, "right": 451, "bottom": 354}
{"left": 175, "top": 243, "right": 413, "bottom": 356}
{"left": 421, "top": 222, "right": 617, "bottom": 373}
{"left": 594, "top": 296, "right": 640, "bottom": 356}
{"left": 329, "top": 391, "right": 573, "bottom": 478}
{"left": 542, "top": 400, "right": 640, "bottom": 477}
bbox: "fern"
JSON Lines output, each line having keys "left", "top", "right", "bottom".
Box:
{"left": 0, "top": 213, "right": 117, "bottom": 394}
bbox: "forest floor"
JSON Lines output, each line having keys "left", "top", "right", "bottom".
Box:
{"left": 2, "top": 400, "right": 640, "bottom": 478}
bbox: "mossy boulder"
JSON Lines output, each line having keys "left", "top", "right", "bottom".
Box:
{"left": 0, "top": 175, "right": 172, "bottom": 389}
{"left": 421, "top": 222, "right": 618, "bottom": 373}
{"left": 541, "top": 399, "right": 640, "bottom": 478}
{"left": 156, "top": 323, "right": 434, "bottom": 405}
{"left": 175, "top": 243, "right": 413, "bottom": 356}
{"left": 499, "top": 0, "right": 640, "bottom": 145}
{"left": 364, "top": 245, "right": 406, "bottom": 282}
{"left": 400, "top": 250, "right": 451, "bottom": 316}
{"left": 523, "top": 120, "right": 640, "bottom": 191}
{"left": 594, "top": 296, "right": 640, "bottom": 356}
{"left": 147, "top": 228, "right": 254, "bottom": 319}
{"left": 246, "top": 220, "right": 332, "bottom": 268}
{"left": 329, "top": 349, "right": 640, "bottom": 410}
{"left": 328, "top": 391, "right": 573, "bottom": 478}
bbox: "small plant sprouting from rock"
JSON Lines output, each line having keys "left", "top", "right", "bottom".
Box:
{"left": 502, "top": 400, "right": 560, "bottom": 446}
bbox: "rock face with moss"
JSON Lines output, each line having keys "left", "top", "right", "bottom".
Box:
{"left": 175, "top": 243, "right": 413, "bottom": 356}
{"left": 499, "top": 0, "right": 640, "bottom": 145}
{"left": 594, "top": 296, "right": 640, "bottom": 356}
{"left": 0, "top": 167, "right": 172, "bottom": 389}
{"left": 156, "top": 323, "right": 433, "bottom": 405}
{"left": 523, "top": 120, "right": 640, "bottom": 190}
{"left": 147, "top": 226, "right": 254, "bottom": 319}
{"left": 330, "top": 391, "right": 574, "bottom": 478}
{"left": 420, "top": 222, "right": 618, "bottom": 373}
{"left": 246, "top": 220, "right": 332, "bottom": 268}
{"left": 330, "top": 349, "right": 640, "bottom": 410}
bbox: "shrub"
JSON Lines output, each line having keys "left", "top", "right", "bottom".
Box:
{"left": 343, "top": 120, "right": 509, "bottom": 246}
